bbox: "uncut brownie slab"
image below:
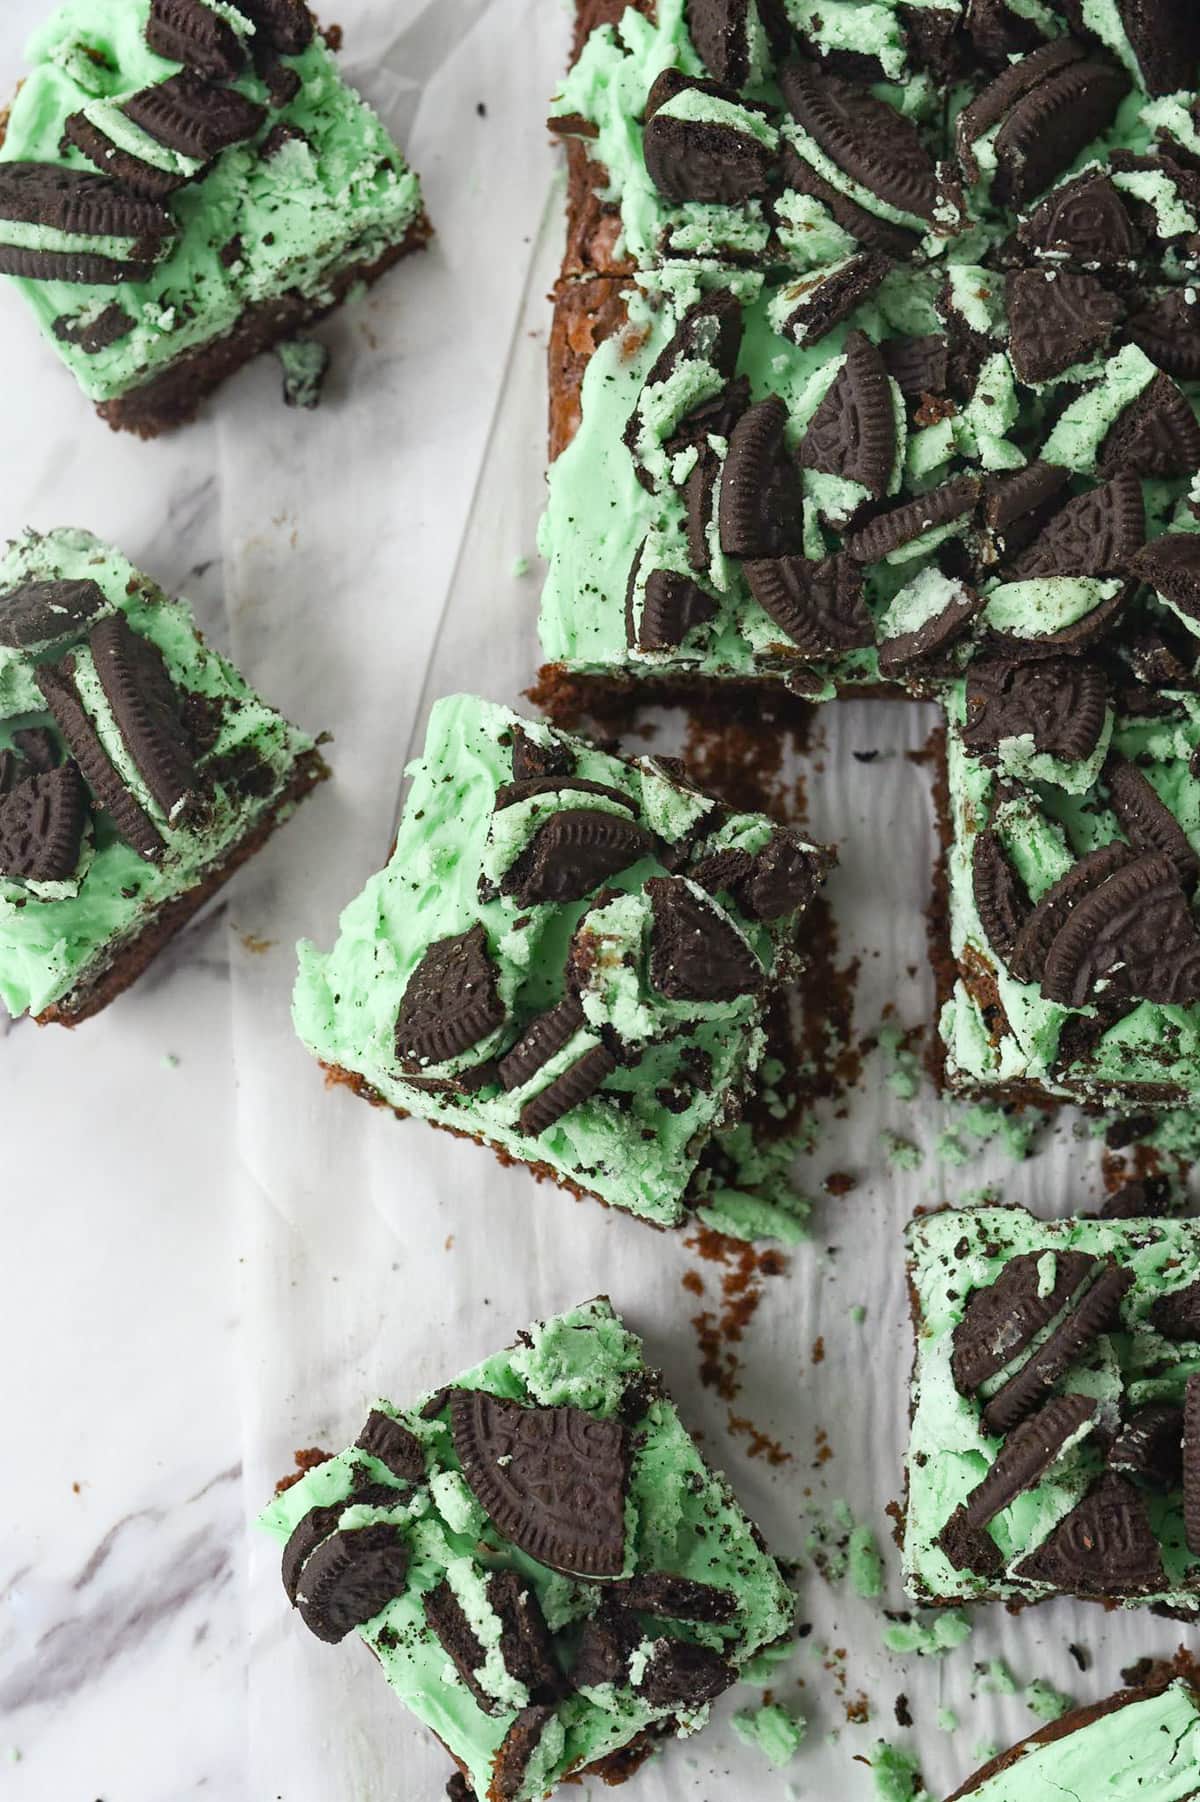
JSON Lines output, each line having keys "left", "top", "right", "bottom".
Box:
{"left": 293, "top": 693, "right": 834, "bottom": 1234}
{"left": 0, "top": 0, "right": 429, "bottom": 437}
{"left": 0, "top": 526, "right": 324, "bottom": 1024}
{"left": 945, "top": 1671, "right": 1200, "bottom": 1800}
{"left": 904, "top": 1205, "right": 1200, "bottom": 1615}
{"left": 537, "top": 0, "right": 1200, "bottom": 717}
{"left": 257, "top": 1297, "right": 795, "bottom": 1802}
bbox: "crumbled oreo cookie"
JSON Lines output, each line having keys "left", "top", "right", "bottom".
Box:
{"left": 281, "top": 1499, "right": 346, "bottom": 1604}
{"left": 844, "top": 475, "right": 980, "bottom": 565}
{"left": 491, "top": 1706, "right": 559, "bottom": 1802}
{"left": 355, "top": 1409, "right": 426, "bottom": 1483}
{"left": 450, "top": 1390, "right": 630, "bottom": 1577}
{"left": 1133, "top": 532, "right": 1200, "bottom": 624}
{"left": 617, "top": 1572, "right": 738, "bottom": 1622}
{"left": 424, "top": 1580, "right": 501, "bottom": 1712}
{"left": 487, "top": 1570, "right": 563, "bottom": 1701}
{"left": 1105, "top": 755, "right": 1200, "bottom": 890}
{"left": 500, "top": 810, "right": 655, "bottom": 907}
{"left": 983, "top": 461, "right": 1070, "bottom": 560}
{"left": 971, "top": 829, "right": 1030, "bottom": 961}
{"left": 956, "top": 38, "right": 1089, "bottom": 182}
{"left": 951, "top": 1249, "right": 1096, "bottom": 1395}
{"left": 990, "top": 55, "right": 1128, "bottom": 207}
{"left": 238, "top": 0, "right": 315, "bottom": 54}
{"left": 509, "top": 725, "right": 574, "bottom": 784}
{"left": 518, "top": 1042, "right": 617, "bottom": 1135}
{"left": 1006, "top": 268, "right": 1123, "bottom": 385}
{"left": 781, "top": 61, "right": 939, "bottom": 223}
{"left": 644, "top": 86, "right": 774, "bottom": 205}
{"left": 685, "top": 0, "right": 785, "bottom": 86}
{"left": 1108, "top": 1404, "right": 1184, "bottom": 1488}
{"left": 647, "top": 874, "right": 762, "bottom": 1001}
{"left": 1008, "top": 472, "right": 1144, "bottom": 580}
{"left": 10, "top": 727, "right": 59, "bottom": 774}
{"left": 1098, "top": 374, "right": 1200, "bottom": 480}
{"left": 742, "top": 832, "right": 830, "bottom": 919}
{"left": 1013, "top": 1474, "right": 1164, "bottom": 1594}
{"left": 960, "top": 657, "right": 1110, "bottom": 765}
{"left": 745, "top": 554, "right": 874, "bottom": 657}
{"left": 631, "top": 567, "right": 718, "bottom": 652}
{"left": 90, "top": 613, "right": 198, "bottom": 820}
{"left": 1016, "top": 170, "right": 1141, "bottom": 266}
{"left": 636, "top": 1638, "right": 736, "bottom": 1708}
{"left": 1040, "top": 850, "right": 1200, "bottom": 1008}
{"left": 771, "top": 251, "right": 892, "bottom": 348}
{"left": 1150, "top": 1279, "right": 1200, "bottom": 1342}
{"left": 1127, "top": 290, "right": 1200, "bottom": 380}
{"left": 52, "top": 303, "right": 133, "bottom": 355}
{"left": 781, "top": 148, "right": 921, "bottom": 259}
{"left": 879, "top": 576, "right": 984, "bottom": 677}
{"left": 1008, "top": 842, "right": 1138, "bottom": 986}
{"left": 717, "top": 396, "right": 805, "bottom": 558}
{"left": 982, "top": 1263, "right": 1133, "bottom": 1436}
{"left": 0, "top": 763, "right": 87, "bottom": 884}
{"left": 882, "top": 332, "right": 950, "bottom": 402}
{"left": 294, "top": 1522, "right": 411, "bottom": 1643}
{"left": 36, "top": 660, "right": 164, "bottom": 860}
{"left": 394, "top": 924, "right": 505, "bottom": 1070}
{"left": 145, "top": 0, "right": 246, "bottom": 79}
{"left": 799, "top": 330, "right": 896, "bottom": 498}
{"left": 0, "top": 576, "right": 106, "bottom": 651}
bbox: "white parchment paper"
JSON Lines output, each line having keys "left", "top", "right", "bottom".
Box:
{"left": 0, "top": 2, "right": 1187, "bottom": 1797}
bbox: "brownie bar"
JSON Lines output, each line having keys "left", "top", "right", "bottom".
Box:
{"left": 293, "top": 693, "right": 834, "bottom": 1238}
{"left": 257, "top": 1297, "right": 797, "bottom": 1802}
{"left": 0, "top": 0, "right": 429, "bottom": 435}
{"left": 904, "top": 1205, "right": 1200, "bottom": 1615}
{"left": 0, "top": 527, "right": 325, "bottom": 1024}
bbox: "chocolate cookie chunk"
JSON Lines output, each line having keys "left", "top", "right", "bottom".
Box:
{"left": 631, "top": 568, "right": 718, "bottom": 652}
{"left": 1041, "top": 850, "right": 1200, "bottom": 1008}
{"left": 491, "top": 1707, "right": 559, "bottom": 1802}
{"left": 395, "top": 924, "right": 505, "bottom": 1070}
{"left": 960, "top": 657, "right": 1110, "bottom": 766}
{"left": 800, "top": 331, "right": 895, "bottom": 498}
{"left": 52, "top": 304, "right": 133, "bottom": 354}
{"left": 647, "top": 874, "right": 763, "bottom": 1001}
{"left": 510, "top": 725, "right": 574, "bottom": 784}
{"left": 487, "top": 1570, "right": 563, "bottom": 1701}
{"left": 1108, "top": 1404, "right": 1184, "bottom": 1488}
{"left": 771, "top": 251, "right": 892, "bottom": 347}
{"left": 951, "top": 1249, "right": 1097, "bottom": 1396}
{"left": 1127, "top": 290, "right": 1200, "bottom": 380}
{"left": 1079, "top": 0, "right": 1200, "bottom": 97}
{"left": 635, "top": 1638, "right": 736, "bottom": 1708}
{"left": 982, "top": 1263, "right": 1133, "bottom": 1435}
{"left": 1013, "top": 1474, "right": 1164, "bottom": 1594}
{"left": 718, "top": 397, "right": 805, "bottom": 558}
{"left": 1132, "top": 532, "right": 1200, "bottom": 623}
{"left": 145, "top": 0, "right": 246, "bottom": 79}
{"left": 0, "top": 162, "right": 175, "bottom": 283}
{"left": 1008, "top": 472, "right": 1144, "bottom": 581}
{"left": 294, "top": 1523, "right": 410, "bottom": 1643}
{"left": 238, "top": 0, "right": 315, "bottom": 54}
{"left": 518, "top": 1042, "right": 617, "bottom": 1135}
{"left": 501, "top": 810, "right": 655, "bottom": 907}
{"left": 123, "top": 72, "right": 267, "bottom": 162}
{"left": 685, "top": 451, "right": 720, "bottom": 573}
{"left": 1008, "top": 842, "right": 1137, "bottom": 986}
{"left": 965, "top": 0, "right": 1053, "bottom": 66}
{"left": 1185, "top": 1374, "right": 1200, "bottom": 1557}
{"left": 281, "top": 1499, "right": 346, "bottom": 1604}
{"left": 35, "top": 660, "right": 163, "bottom": 860}
{"left": 644, "top": 101, "right": 774, "bottom": 206}
{"left": 1016, "top": 171, "right": 1141, "bottom": 267}
{"left": 956, "top": 38, "right": 1088, "bottom": 181}
{"left": 89, "top": 614, "right": 198, "bottom": 820}
{"left": 355, "top": 1409, "right": 425, "bottom": 1483}
{"left": 0, "top": 763, "right": 87, "bottom": 884}
{"left": 450, "top": 1390, "right": 630, "bottom": 1577}
{"left": 424, "top": 1581, "right": 496, "bottom": 1711}
{"left": 882, "top": 332, "right": 950, "bottom": 404}
{"left": 844, "top": 474, "right": 980, "bottom": 565}
{"left": 745, "top": 554, "right": 874, "bottom": 657}
{"left": 498, "top": 995, "right": 586, "bottom": 1092}
{"left": 960, "top": 1393, "right": 1099, "bottom": 1527}
{"left": 618, "top": 1572, "right": 738, "bottom": 1622}
{"left": 1006, "top": 268, "right": 1123, "bottom": 384}
{"left": 1099, "top": 374, "right": 1200, "bottom": 480}
{"left": 972, "top": 829, "right": 1031, "bottom": 961}
{"left": 1150, "top": 1278, "right": 1200, "bottom": 1342}
{"left": 879, "top": 577, "right": 984, "bottom": 676}
{"left": 983, "top": 461, "right": 1071, "bottom": 560}
{"left": 0, "top": 576, "right": 105, "bottom": 651}
{"left": 780, "top": 148, "right": 921, "bottom": 259}
{"left": 685, "top": 0, "right": 787, "bottom": 86}
{"left": 991, "top": 57, "right": 1128, "bottom": 207}
{"left": 1106, "top": 756, "right": 1199, "bottom": 891}
{"left": 742, "top": 833, "right": 831, "bottom": 919}
{"left": 781, "top": 61, "right": 939, "bottom": 223}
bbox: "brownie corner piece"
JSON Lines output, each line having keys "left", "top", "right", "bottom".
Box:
{"left": 903, "top": 1204, "right": 1200, "bottom": 1616}
{"left": 0, "top": 0, "right": 429, "bottom": 436}
{"left": 0, "top": 525, "right": 324, "bottom": 1024}
{"left": 256, "top": 1295, "right": 795, "bottom": 1802}
{"left": 293, "top": 691, "right": 834, "bottom": 1235}
{"left": 945, "top": 1668, "right": 1200, "bottom": 1799}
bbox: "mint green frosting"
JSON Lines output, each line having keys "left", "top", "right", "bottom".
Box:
{"left": 2, "top": 0, "right": 422, "bottom": 402}
{"left": 256, "top": 1297, "right": 795, "bottom": 1802}
{"left": 293, "top": 694, "right": 828, "bottom": 1231}
{"left": 953, "top": 1681, "right": 1200, "bottom": 1800}
{"left": 0, "top": 526, "right": 316, "bottom": 1017}
{"left": 905, "top": 1208, "right": 1200, "bottom": 1612}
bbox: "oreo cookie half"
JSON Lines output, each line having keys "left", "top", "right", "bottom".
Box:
{"left": 145, "top": 0, "right": 246, "bottom": 79}
{"left": 718, "top": 397, "right": 805, "bottom": 558}
{"left": 646, "top": 874, "right": 763, "bottom": 1001}
{"left": 1017, "top": 170, "right": 1141, "bottom": 266}
{"left": 35, "top": 659, "right": 163, "bottom": 860}
{"left": 744, "top": 554, "right": 874, "bottom": 657}
{"left": 0, "top": 763, "right": 87, "bottom": 884}
{"left": 0, "top": 577, "right": 105, "bottom": 651}
{"left": 960, "top": 657, "right": 1110, "bottom": 766}
{"left": 771, "top": 251, "right": 892, "bottom": 348}
{"left": 780, "top": 61, "right": 939, "bottom": 224}
{"left": 1007, "top": 842, "right": 1137, "bottom": 987}
{"left": 1105, "top": 756, "right": 1199, "bottom": 891}
{"left": 1008, "top": 472, "right": 1144, "bottom": 581}
{"left": 1098, "top": 374, "right": 1200, "bottom": 481}
{"left": 971, "top": 829, "right": 1031, "bottom": 961}
{"left": 1040, "top": 851, "right": 1200, "bottom": 1008}
{"left": 394, "top": 924, "right": 505, "bottom": 1070}
{"left": 0, "top": 163, "right": 175, "bottom": 284}
{"left": 1133, "top": 533, "right": 1200, "bottom": 624}
{"left": 1013, "top": 1473, "right": 1164, "bottom": 1594}
{"left": 294, "top": 1523, "right": 411, "bottom": 1643}
{"left": 951, "top": 1249, "right": 1096, "bottom": 1396}
{"left": 799, "top": 330, "right": 896, "bottom": 498}
{"left": 1006, "top": 268, "right": 1123, "bottom": 385}
{"left": 89, "top": 613, "right": 198, "bottom": 821}
{"left": 500, "top": 810, "right": 655, "bottom": 907}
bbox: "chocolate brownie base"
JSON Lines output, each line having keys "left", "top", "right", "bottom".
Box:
{"left": 946, "top": 1657, "right": 1200, "bottom": 1798}
{"left": 530, "top": 660, "right": 902, "bottom": 733}
{"left": 96, "top": 218, "right": 433, "bottom": 439}
{"left": 37, "top": 745, "right": 329, "bottom": 1026}
{"left": 548, "top": 274, "right": 634, "bottom": 461}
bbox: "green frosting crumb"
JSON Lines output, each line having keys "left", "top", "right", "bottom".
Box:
{"left": 884, "top": 1132, "right": 923, "bottom": 1172}
{"left": 512, "top": 556, "right": 531, "bottom": 578}
{"left": 1024, "top": 1678, "right": 1074, "bottom": 1722}
{"left": 878, "top": 1022, "right": 922, "bottom": 1100}
{"left": 935, "top": 1129, "right": 971, "bottom": 1167}
{"left": 732, "top": 1702, "right": 807, "bottom": 1767}
{"left": 936, "top": 1708, "right": 959, "bottom": 1733}
{"left": 740, "top": 1639, "right": 799, "bottom": 1684}
{"left": 972, "top": 1740, "right": 1000, "bottom": 1764}
{"left": 850, "top": 1304, "right": 867, "bottom": 1325}
{"left": 275, "top": 336, "right": 328, "bottom": 410}
{"left": 870, "top": 1741, "right": 930, "bottom": 1802}
{"left": 848, "top": 1523, "right": 885, "bottom": 1600}
{"left": 883, "top": 1609, "right": 972, "bottom": 1658}
{"left": 977, "top": 1659, "right": 1017, "bottom": 1696}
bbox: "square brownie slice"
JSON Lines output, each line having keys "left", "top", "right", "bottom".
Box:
{"left": 293, "top": 692, "right": 834, "bottom": 1235}
{"left": 946, "top": 1669, "right": 1200, "bottom": 1800}
{"left": 257, "top": 1296, "right": 796, "bottom": 1802}
{"left": 904, "top": 1205, "right": 1200, "bottom": 1615}
{"left": 0, "top": 525, "right": 325, "bottom": 1023}
{"left": 0, "top": 0, "right": 430, "bottom": 436}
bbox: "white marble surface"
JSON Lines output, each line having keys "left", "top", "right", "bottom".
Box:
{"left": 0, "top": 6, "right": 1194, "bottom": 1801}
